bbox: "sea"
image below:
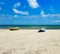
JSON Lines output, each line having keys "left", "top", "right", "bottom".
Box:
{"left": 0, "top": 25, "right": 60, "bottom": 29}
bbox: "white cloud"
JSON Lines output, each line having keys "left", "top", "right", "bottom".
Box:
{"left": 40, "top": 10, "right": 60, "bottom": 18}
{"left": 14, "top": 2, "right": 21, "bottom": 8}
{"left": 40, "top": 10, "right": 49, "bottom": 17}
{"left": 14, "top": 15, "right": 21, "bottom": 18}
{"left": 13, "top": 2, "right": 29, "bottom": 15}
{"left": 13, "top": 8, "right": 29, "bottom": 15}
{"left": 14, "top": 15, "right": 18, "bottom": 17}
{"left": 27, "top": 0, "right": 39, "bottom": 8}
{"left": 40, "top": 6, "right": 55, "bottom": 18}
{"left": 40, "top": 11, "right": 45, "bottom": 17}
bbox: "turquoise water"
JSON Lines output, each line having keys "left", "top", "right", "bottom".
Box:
{"left": 0, "top": 25, "right": 60, "bottom": 29}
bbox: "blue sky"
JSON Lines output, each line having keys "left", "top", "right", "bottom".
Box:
{"left": 0, "top": 0, "right": 60, "bottom": 25}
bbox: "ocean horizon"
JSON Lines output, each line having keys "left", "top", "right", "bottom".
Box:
{"left": 0, "top": 25, "right": 60, "bottom": 29}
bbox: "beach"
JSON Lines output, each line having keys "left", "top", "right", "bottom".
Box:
{"left": 0, "top": 29, "right": 60, "bottom": 54}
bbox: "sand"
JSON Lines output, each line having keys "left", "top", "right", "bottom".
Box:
{"left": 0, "top": 29, "right": 60, "bottom": 54}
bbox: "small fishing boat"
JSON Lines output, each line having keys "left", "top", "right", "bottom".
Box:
{"left": 9, "top": 27, "right": 19, "bottom": 30}
{"left": 38, "top": 27, "right": 46, "bottom": 32}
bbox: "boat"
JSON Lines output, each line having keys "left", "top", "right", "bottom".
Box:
{"left": 38, "top": 27, "right": 46, "bottom": 32}
{"left": 9, "top": 27, "right": 19, "bottom": 30}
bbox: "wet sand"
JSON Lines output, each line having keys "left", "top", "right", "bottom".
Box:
{"left": 0, "top": 29, "right": 60, "bottom": 54}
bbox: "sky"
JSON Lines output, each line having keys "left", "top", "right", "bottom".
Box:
{"left": 0, "top": 0, "right": 60, "bottom": 25}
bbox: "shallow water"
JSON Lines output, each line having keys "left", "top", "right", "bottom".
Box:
{"left": 0, "top": 25, "right": 60, "bottom": 29}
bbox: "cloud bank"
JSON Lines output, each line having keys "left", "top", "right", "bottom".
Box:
{"left": 40, "top": 10, "right": 60, "bottom": 18}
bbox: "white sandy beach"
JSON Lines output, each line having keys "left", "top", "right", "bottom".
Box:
{"left": 0, "top": 29, "right": 60, "bottom": 54}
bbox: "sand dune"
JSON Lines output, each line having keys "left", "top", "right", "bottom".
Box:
{"left": 0, "top": 29, "right": 60, "bottom": 54}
